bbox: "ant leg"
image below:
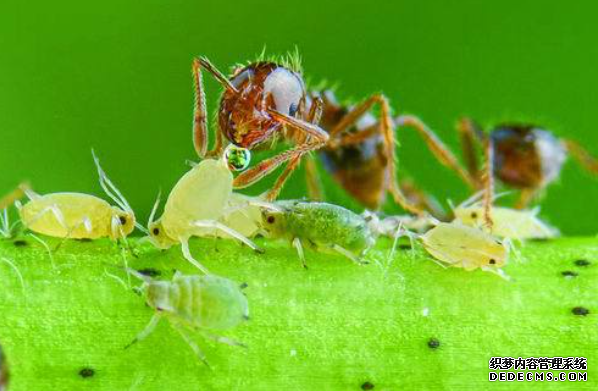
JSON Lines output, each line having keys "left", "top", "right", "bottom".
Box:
{"left": 304, "top": 153, "right": 324, "bottom": 201}
{"left": 562, "top": 138, "right": 598, "bottom": 174}
{"left": 457, "top": 117, "right": 486, "bottom": 187}
{"left": 396, "top": 115, "right": 477, "bottom": 189}
{"left": 292, "top": 237, "right": 307, "bottom": 269}
{"left": 233, "top": 110, "right": 329, "bottom": 200}
{"left": 399, "top": 179, "right": 447, "bottom": 219}
{"left": 191, "top": 57, "right": 237, "bottom": 159}
{"left": 0, "top": 183, "right": 29, "bottom": 210}
{"left": 514, "top": 188, "right": 538, "bottom": 209}
{"left": 481, "top": 138, "right": 495, "bottom": 229}
{"left": 192, "top": 219, "right": 264, "bottom": 254}
{"left": 173, "top": 325, "right": 210, "bottom": 367}
{"left": 180, "top": 237, "right": 211, "bottom": 275}
{"left": 125, "top": 313, "right": 161, "bottom": 349}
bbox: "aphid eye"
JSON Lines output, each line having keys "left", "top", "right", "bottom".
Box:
{"left": 470, "top": 212, "right": 478, "bottom": 219}
{"left": 119, "top": 216, "right": 127, "bottom": 225}
{"left": 267, "top": 216, "right": 276, "bottom": 224}
{"left": 152, "top": 228, "right": 160, "bottom": 235}
{"left": 489, "top": 259, "right": 496, "bottom": 265}
{"left": 224, "top": 145, "right": 251, "bottom": 171}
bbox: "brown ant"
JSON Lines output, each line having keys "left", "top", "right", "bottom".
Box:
{"left": 191, "top": 54, "right": 433, "bottom": 214}
{"left": 192, "top": 53, "right": 328, "bottom": 202}
{"left": 455, "top": 118, "right": 598, "bottom": 208}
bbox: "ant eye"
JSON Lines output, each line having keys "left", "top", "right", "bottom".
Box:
{"left": 224, "top": 145, "right": 251, "bottom": 171}
{"left": 267, "top": 216, "right": 276, "bottom": 224}
{"left": 119, "top": 216, "right": 127, "bottom": 225}
{"left": 152, "top": 228, "right": 160, "bottom": 235}
{"left": 489, "top": 259, "right": 496, "bottom": 265}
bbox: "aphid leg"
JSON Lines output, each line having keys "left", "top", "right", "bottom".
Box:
{"left": 562, "top": 138, "right": 598, "bottom": 174}
{"left": 332, "top": 244, "right": 368, "bottom": 266}
{"left": 396, "top": 115, "right": 477, "bottom": 189}
{"left": 192, "top": 57, "right": 237, "bottom": 158}
{"left": 233, "top": 112, "right": 329, "bottom": 200}
{"left": 292, "top": 237, "right": 308, "bottom": 269}
{"left": 481, "top": 138, "right": 495, "bottom": 229}
{"left": 201, "top": 331, "right": 247, "bottom": 348}
{"left": 481, "top": 266, "right": 511, "bottom": 281}
{"left": 0, "top": 257, "right": 25, "bottom": 293}
{"left": 173, "top": 324, "right": 210, "bottom": 367}
{"left": 179, "top": 237, "right": 211, "bottom": 275}
{"left": 456, "top": 117, "right": 486, "bottom": 186}
{"left": 126, "top": 313, "right": 162, "bottom": 349}
{"left": 103, "top": 267, "right": 129, "bottom": 290}
{"left": 0, "top": 209, "right": 11, "bottom": 238}
{"left": 192, "top": 220, "right": 264, "bottom": 254}
{"left": 304, "top": 153, "right": 324, "bottom": 201}
{"left": 92, "top": 151, "right": 133, "bottom": 213}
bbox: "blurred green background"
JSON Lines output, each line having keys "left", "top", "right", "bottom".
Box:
{"left": 1, "top": 0, "right": 598, "bottom": 234}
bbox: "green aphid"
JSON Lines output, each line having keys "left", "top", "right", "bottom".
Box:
{"left": 261, "top": 200, "right": 375, "bottom": 268}
{"left": 126, "top": 270, "right": 249, "bottom": 366}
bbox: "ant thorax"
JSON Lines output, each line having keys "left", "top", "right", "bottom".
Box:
{"left": 218, "top": 62, "right": 306, "bottom": 148}
{"left": 491, "top": 124, "right": 566, "bottom": 188}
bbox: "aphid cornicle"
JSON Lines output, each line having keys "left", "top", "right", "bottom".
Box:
{"left": 259, "top": 200, "right": 375, "bottom": 268}
{"left": 147, "top": 149, "right": 262, "bottom": 274}
{"left": 18, "top": 152, "right": 136, "bottom": 240}
{"left": 126, "top": 270, "right": 249, "bottom": 365}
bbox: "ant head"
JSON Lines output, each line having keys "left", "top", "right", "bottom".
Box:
{"left": 491, "top": 124, "right": 566, "bottom": 189}
{"left": 219, "top": 62, "right": 306, "bottom": 148}
{"left": 224, "top": 145, "right": 251, "bottom": 171}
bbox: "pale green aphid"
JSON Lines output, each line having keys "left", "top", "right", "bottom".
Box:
{"left": 17, "top": 152, "right": 137, "bottom": 240}
{"left": 125, "top": 269, "right": 249, "bottom": 366}
{"left": 419, "top": 222, "right": 510, "bottom": 279}
{"left": 453, "top": 204, "right": 559, "bottom": 240}
{"left": 147, "top": 148, "right": 262, "bottom": 274}
{"left": 260, "top": 200, "right": 375, "bottom": 268}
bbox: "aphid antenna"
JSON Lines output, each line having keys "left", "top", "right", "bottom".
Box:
{"left": 0, "top": 256, "right": 25, "bottom": 293}
{"left": 0, "top": 209, "right": 10, "bottom": 238}
{"left": 91, "top": 149, "right": 133, "bottom": 214}
{"left": 147, "top": 191, "right": 162, "bottom": 228}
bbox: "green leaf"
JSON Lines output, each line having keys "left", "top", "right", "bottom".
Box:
{"left": 0, "top": 236, "right": 595, "bottom": 390}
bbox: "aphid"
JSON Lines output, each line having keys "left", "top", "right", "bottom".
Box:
{"left": 125, "top": 269, "right": 249, "bottom": 365}
{"left": 259, "top": 200, "right": 375, "bottom": 268}
{"left": 419, "top": 222, "right": 509, "bottom": 278}
{"left": 452, "top": 194, "right": 559, "bottom": 240}
{"left": 307, "top": 89, "right": 467, "bottom": 215}
{"left": 147, "top": 152, "right": 262, "bottom": 274}
{"left": 456, "top": 119, "right": 598, "bottom": 208}
{"left": 18, "top": 152, "right": 136, "bottom": 241}
{"left": 191, "top": 52, "right": 329, "bottom": 201}
{"left": 362, "top": 210, "right": 436, "bottom": 236}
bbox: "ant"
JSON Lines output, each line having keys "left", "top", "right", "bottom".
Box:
{"left": 192, "top": 53, "right": 467, "bottom": 215}
{"left": 191, "top": 52, "right": 329, "bottom": 202}
{"left": 454, "top": 118, "right": 598, "bottom": 208}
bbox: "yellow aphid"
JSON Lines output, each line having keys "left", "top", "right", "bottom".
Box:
{"left": 147, "top": 149, "right": 262, "bottom": 274}
{"left": 420, "top": 222, "right": 509, "bottom": 277}
{"left": 453, "top": 205, "right": 559, "bottom": 240}
{"left": 18, "top": 152, "right": 136, "bottom": 240}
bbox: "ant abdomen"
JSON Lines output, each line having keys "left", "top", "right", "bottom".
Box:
{"left": 219, "top": 62, "right": 306, "bottom": 148}
{"left": 491, "top": 124, "right": 566, "bottom": 188}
